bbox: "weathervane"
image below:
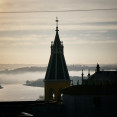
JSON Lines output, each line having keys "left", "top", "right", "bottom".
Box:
{"left": 55, "top": 17, "right": 59, "bottom": 31}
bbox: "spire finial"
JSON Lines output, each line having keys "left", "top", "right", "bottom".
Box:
{"left": 81, "top": 69, "right": 84, "bottom": 85}
{"left": 56, "top": 17, "right": 59, "bottom": 27}
{"left": 96, "top": 63, "right": 100, "bottom": 72}
{"left": 55, "top": 17, "right": 59, "bottom": 31}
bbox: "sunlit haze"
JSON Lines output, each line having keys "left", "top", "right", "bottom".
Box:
{"left": 0, "top": 0, "right": 117, "bottom": 64}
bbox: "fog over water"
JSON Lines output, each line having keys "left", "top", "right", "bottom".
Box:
{"left": 0, "top": 70, "right": 94, "bottom": 101}
{"left": 0, "top": 72, "right": 44, "bottom": 84}
{"left": 0, "top": 71, "right": 45, "bottom": 101}
{"left": 1, "top": 64, "right": 115, "bottom": 101}
{"left": 0, "top": 84, "right": 43, "bottom": 101}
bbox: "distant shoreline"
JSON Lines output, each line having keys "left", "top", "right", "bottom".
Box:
{"left": 0, "top": 64, "right": 117, "bottom": 74}
{"left": 23, "top": 84, "right": 43, "bottom": 88}
{"left": 24, "top": 76, "right": 86, "bottom": 87}
{"left": 24, "top": 79, "right": 44, "bottom": 87}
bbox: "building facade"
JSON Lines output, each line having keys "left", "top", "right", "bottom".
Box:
{"left": 62, "top": 85, "right": 117, "bottom": 117}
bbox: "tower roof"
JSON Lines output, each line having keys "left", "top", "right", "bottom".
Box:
{"left": 54, "top": 31, "right": 61, "bottom": 47}
{"left": 44, "top": 18, "right": 70, "bottom": 82}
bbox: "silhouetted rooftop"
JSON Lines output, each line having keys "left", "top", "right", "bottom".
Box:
{"left": 62, "top": 85, "right": 117, "bottom": 96}
{"left": 0, "top": 101, "right": 65, "bottom": 117}
{"left": 89, "top": 71, "right": 117, "bottom": 81}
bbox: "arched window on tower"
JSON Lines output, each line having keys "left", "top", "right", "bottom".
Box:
{"left": 61, "top": 93, "right": 63, "bottom": 101}
{"left": 59, "top": 88, "right": 63, "bottom": 102}
{"left": 49, "top": 88, "right": 55, "bottom": 100}
{"left": 52, "top": 93, "right": 55, "bottom": 100}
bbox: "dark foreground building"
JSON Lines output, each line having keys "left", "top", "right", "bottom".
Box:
{"left": 62, "top": 85, "right": 117, "bottom": 117}
{"left": 0, "top": 101, "right": 65, "bottom": 117}
{"left": 1, "top": 85, "right": 117, "bottom": 117}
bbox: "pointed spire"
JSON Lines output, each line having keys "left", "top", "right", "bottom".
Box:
{"left": 88, "top": 69, "right": 90, "bottom": 78}
{"left": 45, "top": 18, "right": 70, "bottom": 81}
{"left": 82, "top": 69, "right": 84, "bottom": 76}
{"left": 96, "top": 63, "right": 100, "bottom": 72}
{"left": 81, "top": 69, "right": 84, "bottom": 85}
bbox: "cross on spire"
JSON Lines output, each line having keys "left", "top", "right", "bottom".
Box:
{"left": 56, "top": 17, "right": 59, "bottom": 27}
{"left": 55, "top": 17, "right": 59, "bottom": 31}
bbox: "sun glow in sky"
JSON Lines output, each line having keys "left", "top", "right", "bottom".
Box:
{"left": 0, "top": 0, "right": 117, "bottom": 64}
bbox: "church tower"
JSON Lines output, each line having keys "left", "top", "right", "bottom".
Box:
{"left": 44, "top": 18, "right": 70, "bottom": 102}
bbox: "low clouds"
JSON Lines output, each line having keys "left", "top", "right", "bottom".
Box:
{"left": 0, "top": 0, "right": 117, "bottom": 64}
{"left": 1, "top": 0, "right": 117, "bottom": 11}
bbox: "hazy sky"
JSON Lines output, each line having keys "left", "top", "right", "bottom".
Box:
{"left": 0, "top": 0, "right": 117, "bottom": 64}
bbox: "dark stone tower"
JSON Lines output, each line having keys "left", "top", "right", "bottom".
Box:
{"left": 44, "top": 18, "right": 70, "bottom": 102}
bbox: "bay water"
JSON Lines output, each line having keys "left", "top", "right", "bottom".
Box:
{"left": 0, "top": 66, "right": 94, "bottom": 101}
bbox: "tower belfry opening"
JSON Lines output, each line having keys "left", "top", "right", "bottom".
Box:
{"left": 44, "top": 18, "right": 70, "bottom": 103}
